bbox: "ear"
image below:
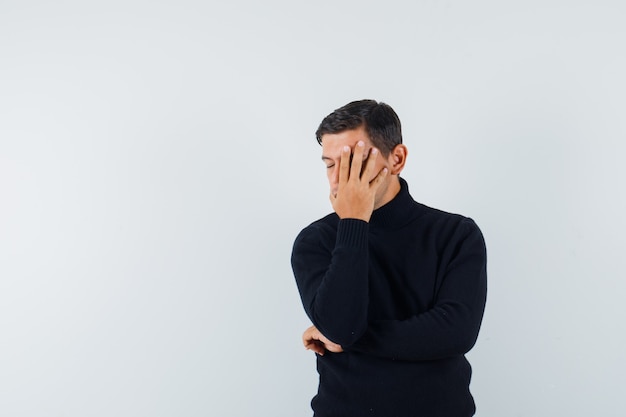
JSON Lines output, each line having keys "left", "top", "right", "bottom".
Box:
{"left": 388, "top": 144, "right": 408, "bottom": 175}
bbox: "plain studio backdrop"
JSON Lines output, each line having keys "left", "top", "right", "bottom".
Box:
{"left": 1, "top": 1, "right": 625, "bottom": 416}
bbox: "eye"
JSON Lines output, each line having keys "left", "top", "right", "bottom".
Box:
{"left": 326, "top": 164, "right": 335, "bottom": 169}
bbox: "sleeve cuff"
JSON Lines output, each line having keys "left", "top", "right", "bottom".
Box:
{"left": 336, "top": 218, "right": 369, "bottom": 249}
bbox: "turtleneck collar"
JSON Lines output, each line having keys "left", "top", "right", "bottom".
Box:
{"left": 369, "top": 177, "right": 421, "bottom": 229}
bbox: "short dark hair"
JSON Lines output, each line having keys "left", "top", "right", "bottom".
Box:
{"left": 315, "top": 99, "right": 402, "bottom": 155}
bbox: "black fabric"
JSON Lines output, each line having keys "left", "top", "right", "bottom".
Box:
{"left": 291, "top": 178, "right": 487, "bottom": 417}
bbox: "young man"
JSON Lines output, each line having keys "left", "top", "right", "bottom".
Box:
{"left": 291, "top": 100, "right": 488, "bottom": 416}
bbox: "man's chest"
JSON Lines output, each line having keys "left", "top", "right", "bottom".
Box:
{"left": 366, "top": 240, "right": 445, "bottom": 320}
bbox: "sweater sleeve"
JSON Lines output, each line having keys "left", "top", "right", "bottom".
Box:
{"left": 350, "top": 219, "right": 487, "bottom": 361}
{"left": 291, "top": 218, "right": 370, "bottom": 347}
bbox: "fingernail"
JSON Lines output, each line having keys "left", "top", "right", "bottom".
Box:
{"left": 372, "top": 148, "right": 378, "bottom": 155}
{"left": 343, "top": 146, "right": 350, "bottom": 152}
{"left": 357, "top": 141, "right": 364, "bottom": 147}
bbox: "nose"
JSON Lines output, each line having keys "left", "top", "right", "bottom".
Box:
{"left": 328, "top": 166, "right": 339, "bottom": 194}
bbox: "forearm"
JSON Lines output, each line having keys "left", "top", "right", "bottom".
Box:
{"left": 292, "top": 219, "right": 370, "bottom": 346}
{"left": 350, "top": 298, "right": 486, "bottom": 361}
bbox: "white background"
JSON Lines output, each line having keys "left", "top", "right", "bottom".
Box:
{"left": 1, "top": 1, "right": 625, "bottom": 416}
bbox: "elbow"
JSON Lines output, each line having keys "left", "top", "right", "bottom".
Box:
{"left": 445, "top": 302, "right": 485, "bottom": 355}
{"left": 457, "top": 331, "right": 479, "bottom": 354}
{"left": 451, "top": 320, "right": 482, "bottom": 355}
{"left": 432, "top": 328, "right": 479, "bottom": 359}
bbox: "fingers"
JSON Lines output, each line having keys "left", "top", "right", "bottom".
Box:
{"left": 305, "top": 340, "right": 326, "bottom": 355}
{"left": 338, "top": 145, "right": 351, "bottom": 184}
{"left": 360, "top": 146, "right": 379, "bottom": 181}
{"left": 302, "top": 325, "right": 317, "bottom": 344}
{"left": 349, "top": 140, "right": 366, "bottom": 180}
{"left": 321, "top": 339, "right": 343, "bottom": 353}
{"left": 302, "top": 325, "right": 343, "bottom": 356}
{"left": 339, "top": 141, "right": 369, "bottom": 185}
{"left": 303, "top": 325, "right": 325, "bottom": 355}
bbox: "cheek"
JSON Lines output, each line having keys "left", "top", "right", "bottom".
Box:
{"left": 368, "top": 160, "right": 388, "bottom": 180}
{"left": 326, "top": 167, "right": 338, "bottom": 183}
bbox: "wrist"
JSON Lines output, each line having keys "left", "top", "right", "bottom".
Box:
{"left": 336, "top": 218, "right": 369, "bottom": 248}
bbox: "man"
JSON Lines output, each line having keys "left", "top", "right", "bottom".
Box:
{"left": 291, "top": 99, "right": 487, "bottom": 416}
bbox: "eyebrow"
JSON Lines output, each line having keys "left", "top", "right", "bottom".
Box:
{"left": 321, "top": 156, "right": 334, "bottom": 162}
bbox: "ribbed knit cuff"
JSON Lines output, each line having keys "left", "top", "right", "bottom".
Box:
{"left": 336, "top": 218, "right": 369, "bottom": 249}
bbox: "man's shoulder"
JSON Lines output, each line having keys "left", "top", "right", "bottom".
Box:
{"left": 304, "top": 212, "right": 340, "bottom": 231}
{"left": 312, "top": 212, "right": 340, "bottom": 226}
{"left": 293, "top": 212, "right": 339, "bottom": 245}
{"left": 418, "top": 202, "right": 471, "bottom": 223}
{"left": 413, "top": 202, "right": 483, "bottom": 238}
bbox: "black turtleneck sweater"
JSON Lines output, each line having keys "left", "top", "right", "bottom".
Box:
{"left": 291, "top": 178, "right": 487, "bottom": 417}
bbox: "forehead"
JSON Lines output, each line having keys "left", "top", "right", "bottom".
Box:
{"left": 320, "top": 127, "right": 373, "bottom": 156}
